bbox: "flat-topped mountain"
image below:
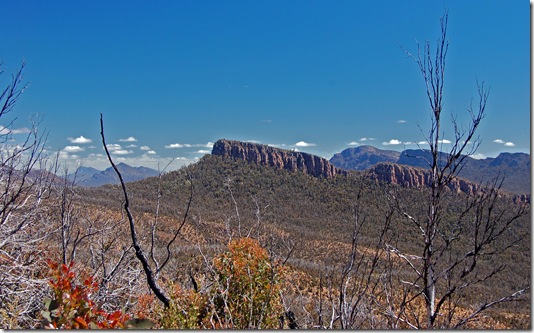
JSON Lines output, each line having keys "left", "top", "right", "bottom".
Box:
{"left": 212, "top": 139, "right": 345, "bottom": 179}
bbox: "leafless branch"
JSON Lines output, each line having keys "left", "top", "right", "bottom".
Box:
{"left": 100, "top": 113, "right": 170, "bottom": 308}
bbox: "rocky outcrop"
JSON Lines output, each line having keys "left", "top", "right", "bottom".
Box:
{"left": 368, "top": 163, "right": 482, "bottom": 195}
{"left": 331, "top": 146, "right": 530, "bottom": 194}
{"left": 367, "top": 162, "right": 530, "bottom": 204}
{"left": 211, "top": 139, "right": 345, "bottom": 179}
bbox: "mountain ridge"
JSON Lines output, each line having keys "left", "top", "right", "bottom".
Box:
{"left": 68, "top": 163, "right": 160, "bottom": 187}
{"left": 330, "top": 145, "right": 530, "bottom": 194}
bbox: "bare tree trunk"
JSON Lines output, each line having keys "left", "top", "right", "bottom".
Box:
{"left": 397, "top": 11, "right": 529, "bottom": 329}
{"left": 100, "top": 114, "right": 171, "bottom": 308}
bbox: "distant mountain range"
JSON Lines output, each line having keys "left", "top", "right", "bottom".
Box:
{"left": 63, "top": 142, "right": 529, "bottom": 194}
{"left": 330, "top": 145, "right": 531, "bottom": 194}
{"left": 68, "top": 163, "right": 160, "bottom": 187}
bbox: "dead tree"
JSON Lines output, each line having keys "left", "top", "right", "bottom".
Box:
{"left": 99, "top": 114, "right": 192, "bottom": 308}
{"left": 390, "top": 11, "right": 530, "bottom": 328}
{"left": 0, "top": 62, "right": 54, "bottom": 328}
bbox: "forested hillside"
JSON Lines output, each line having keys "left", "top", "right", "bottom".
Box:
{"left": 68, "top": 154, "right": 530, "bottom": 328}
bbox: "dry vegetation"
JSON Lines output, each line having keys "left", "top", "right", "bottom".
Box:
{"left": 32, "top": 154, "right": 524, "bottom": 329}
{"left": 0, "top": 12, "right": 530, "bottom": 329}
{"left": 0, "top": 144, "right": 530, "bottom": 329}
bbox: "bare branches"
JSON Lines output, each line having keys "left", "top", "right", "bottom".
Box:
{"left": 0, "top": 63, "right": 58, "bottom": 328}
{"left": 100, "top": 113, "right": 170, "bottom": 308}
{"left": 157, "top": 170, "right": 193, "bottom": 275}
{"left": 391, "top": 10, "right": 529, "bottom": 329}
{"left": 0, "top": 61, "right": 28, "bottom": 121}
{"left": 453, "top": 288, "right": 529, "bottom": 329}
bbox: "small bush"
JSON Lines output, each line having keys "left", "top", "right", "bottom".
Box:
{"left": 159, "top": 283, "right": 210, "bottom": 329}
{"left": 159, "top": 237, "right": 287, "bottom": 329}
{"left": 41, "top": 260, "right": 129, "bottom": 329}
{"left": 212, "top": 237, "right": 286, "bottom": 329}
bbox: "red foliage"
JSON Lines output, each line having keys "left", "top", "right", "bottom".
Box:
{"left": 42, "top": 260, "right": 129, "bottom": 329}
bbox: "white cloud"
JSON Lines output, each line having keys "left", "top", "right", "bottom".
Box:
{"left": 471, "top": 153, "right": 486, "bottom": 160}
{"left": 438, "top": 139, "right": 452, "bottom": 144}
{"left": 397, "top": 120, "right": 407, "bottom": 124}
{"left": 58, "top": 151, "right": 80, "bottom": 160}
{"left": 106, "top": 144, "right": 122, "bottom": 151}
{"left": 69, "top": 136, "right": 92, "bottom": 144}
{"left": 63, "top": 145, "right": 85, "bottom": 153}
{"left": 0, "top": 126, "right": 31, "bottom": 135}
{"left": 119, "top": 136, "right": 137, "bottom": 142}
{"left": 196, "top": 150, "right": 210, "bottom": 154}
{"left": 126, "top": 144, "right": 137, "bottom": 148}
{"left": 360, "top": 137, "right": 376, "bottom": 142}
{"left": 111, "top": 149, "right": 133, "bottom": 155}
{"left": 12, "top": 127, "right": 31, "bottom": 134}
{"left": 268, "top": 143, "right": 288, "bottom": 148}
{"left": 382, "top": 139, "right": 402, "bottom": 146}
{"left": 62, "top": 154, "right": 196, "bottom": 171}
{"left": 165, "top": 142, "right": 214, "bottom": 149}
{"left": 295, "top": 141, "right": 316, "bottom": 147}
{"left": 493, "top": 139, "right": 515, "bottom": 147}
{"left": 348, "top": 141, "right": 359, "bottom": 146}
{"left": 140, "top": 146, "right": 151, "bottom": 150}
{"left": 166, "top": 143, "right": 190, "bottom": 149}
{"left": 147, "top": 150, "right": 157, "bottom": 155}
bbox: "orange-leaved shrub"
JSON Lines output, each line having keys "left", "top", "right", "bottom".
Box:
{"left": 159, "top": 237, "right": 286, "bottom": 329}
{"left": 41, "top": 260, "right": 129, "bottom": 329}
{"left": 212, "top": 237, "right": 286, "bottom": 329}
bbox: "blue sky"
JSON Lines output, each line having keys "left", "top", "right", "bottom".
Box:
{"left": 0, "top": 0, "right": 529, "bottom": 170}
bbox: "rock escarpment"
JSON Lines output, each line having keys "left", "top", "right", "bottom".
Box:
{"left": 367, "top": 162, "right": 530, "bottom": 204}
{"left": 212, "top": 139, "right": 345, "bottom": 179}
{"left": 367, "top": 163, "right": 481, "bottom": 194}
{"left": 331, "top": 146, "right": 530, "bottom": 194}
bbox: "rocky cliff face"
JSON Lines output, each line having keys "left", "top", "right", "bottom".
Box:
{"left": 368, "top": 163, "right": 484, "bottom": 194}
{"left": 212, "top": 139, "right": 345, "bottom": 179}
{"left": 367, "top": 162, "right": 530, "bottom": 204}
{"left": 331, "top": 146, "right": 530, "bottom": 194}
